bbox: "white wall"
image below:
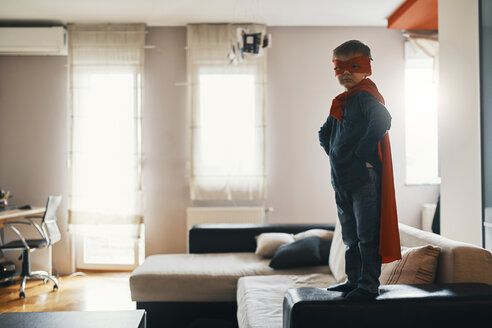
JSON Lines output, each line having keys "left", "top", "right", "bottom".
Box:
{"left": 438, "top": 0, "right": 482, "bottom": 246}
{"left": 0, "top": 56, "right": 72, "bottom": 274}
{"left": 143, "top": 27, "right": 189, "bottom": 255}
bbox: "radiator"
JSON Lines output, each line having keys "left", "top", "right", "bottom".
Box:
{"left": 421, "top": 203, "right": 437, "bottom": 232}
{"left": 186, "top": 207, "right": 266, "bottom": 233}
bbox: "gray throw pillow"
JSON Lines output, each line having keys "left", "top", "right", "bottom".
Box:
{"left": 269, "top": 236, "right": 330, "bottom": 269}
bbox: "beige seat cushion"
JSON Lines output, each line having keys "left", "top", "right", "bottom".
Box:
{"left": 237, "top": 274, "right": 336, "bottom": 328}
{"left": 130, "top": 253, "right": 330, "bottom": 302}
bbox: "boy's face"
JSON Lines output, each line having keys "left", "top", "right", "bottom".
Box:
{"left": 333, "top": 52, "right": 371, "bottom": 90}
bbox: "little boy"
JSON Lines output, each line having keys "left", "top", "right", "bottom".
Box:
{"left": 319, "top": 40, "right": 401, "bottom": 300}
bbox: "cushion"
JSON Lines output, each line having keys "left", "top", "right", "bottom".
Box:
{"left": 328, "top": 220, "right": 347, "bottom": 283}
{"left": 269, "top": 236, "right": 328, "bottom": 269}
{"left": 380, "top": 245, "right": 441, "bottom": 284}
{"left": 294, "top": 229, "right": 334, "bottom": 241}
{"left": 129, "top": 253, "right": 330, "bottom": 302}
{"left": 255, "top": 232, "right": 295, "bottom": 258}
{"left": 237, "top": 274, "right": 337, "bottom": 328}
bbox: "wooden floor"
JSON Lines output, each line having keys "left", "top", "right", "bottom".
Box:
{"left": 0, "top": 272, "right": 136, "bottom": 313}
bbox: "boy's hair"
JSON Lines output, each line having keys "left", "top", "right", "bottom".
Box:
{"left": 333, "top": 40, "right": 372, "bottom": 59}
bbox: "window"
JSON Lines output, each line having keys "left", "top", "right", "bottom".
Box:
{"left": 68, "top": 24, "right": 145, "bottom": 270}
{"left": 71, "top": 69, "right": 144, "bottom": 270}
{"left": 404, "top": 41, "right": 440, "bottom": 185}
{"left": 187, "top": 24, "right": 267, "bottom": 201}
{"left": 71, "top": 71, "right": 141, "bottom": 218}
{"left": 196, "top": 71, "right": 257, "bottom": 189}
{"left": 75, "top": 224, "right": 145, "bottom": 270}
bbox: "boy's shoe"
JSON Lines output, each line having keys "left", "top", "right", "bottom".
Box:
{"left": 345, "top": 288, "right": 379, "bottom": 301}
{"left": 326, "top": 282, "right": 356, "bottom": 293}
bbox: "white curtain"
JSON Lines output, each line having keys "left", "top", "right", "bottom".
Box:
{"left": 406, "top": 31, "right": 438, "bottom": 57}
{"left": 68, "top": 24, "right": 145, "bottom": 238}
{"left": 187, "top": 24, "right": 267, "bottom": 201}
{"left": 405, "top": 30, "right": 439, "bottom": 81}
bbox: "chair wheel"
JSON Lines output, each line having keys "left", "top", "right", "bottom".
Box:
{"left": 20, "top": 292, "right": 25, "bottom": 299}
{"left": 53, "top": 285, "right": 59, "bottom": 290}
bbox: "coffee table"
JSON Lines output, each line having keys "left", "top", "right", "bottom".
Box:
{"left": 0, "top": 310, "right": 146, "bottom": 328}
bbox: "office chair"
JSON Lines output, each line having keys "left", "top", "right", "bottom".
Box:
{"left": 0, "top": 195, "right": 62, "bottom": 298}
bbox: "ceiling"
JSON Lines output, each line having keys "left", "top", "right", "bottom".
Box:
{"left": 0, "top": 0, "right": 405, "bottom": 27}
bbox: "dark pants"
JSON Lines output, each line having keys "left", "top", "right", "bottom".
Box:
{"left": 335, "top": 167, "right": 382, "bottom": 293}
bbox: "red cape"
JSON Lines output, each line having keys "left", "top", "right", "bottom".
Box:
{"left": 330, "top": 78, "right": 401, "bottom": 264}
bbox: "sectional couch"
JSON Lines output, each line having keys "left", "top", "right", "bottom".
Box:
{"left": 130, "top": 223, "right": 334, "bottom": 327}
{"left": 130, "top": 222, "right": 492, "bottom": 328}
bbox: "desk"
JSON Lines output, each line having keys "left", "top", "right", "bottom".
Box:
{"left": 0, "top": 206, "right": 46, "bottom": 242}
{"left": 0, "top": 206, "right": 46, "bottom": 222}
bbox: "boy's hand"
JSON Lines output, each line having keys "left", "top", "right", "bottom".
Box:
{"left": 365, "top": 162, "right": 373, "bottom": 168}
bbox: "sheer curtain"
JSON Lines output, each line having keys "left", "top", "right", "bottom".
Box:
{"left": 405, "top": 31, "right": 439, "bottom": 81}
{"left": 187, "top": 24, "right": 267, "bottom": 201}
{"left": 68, "top": 24, "right": 145, "bottom": 245}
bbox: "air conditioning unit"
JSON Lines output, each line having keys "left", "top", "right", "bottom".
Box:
{"left": 0, "top": 26, "right": 68, "bottom": 56}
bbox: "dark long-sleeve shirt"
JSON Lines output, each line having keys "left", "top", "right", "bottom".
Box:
{"left": 319, "top": 91, "right": 392, "bottom": 191}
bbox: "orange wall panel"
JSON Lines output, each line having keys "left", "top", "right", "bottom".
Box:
{"left": 388, "top": 0, "right": 438, "bottom": 30}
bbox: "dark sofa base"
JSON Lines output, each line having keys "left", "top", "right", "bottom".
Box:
{"left": 137, "top": 301, "right": 238, "bottom": 328}
{"left": 284, "top": 283, "right": 492, "bottom": 328}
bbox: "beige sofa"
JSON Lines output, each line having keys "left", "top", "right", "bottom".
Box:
{"left": 130, "top": 222, "right": 492, "bottom": 328}
{"left": 237, "top": 222, "right": 492, "bottom": 328}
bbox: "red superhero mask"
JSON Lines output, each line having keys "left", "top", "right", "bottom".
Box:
{"left": 332, "top": 56, "right": 372, "bottom": 76}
